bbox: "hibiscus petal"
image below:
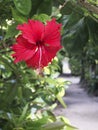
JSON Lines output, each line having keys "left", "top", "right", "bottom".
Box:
{"left": 26, "top": 46, "right": 48, "bottom": 69}
{"left": 26, "top": 45, "right": 61, "bottom": 69}
{"left": 12, "top": 36, "right": 37, "bottom": 63}
{"left": 26, "top": 47, "right": 41, "bottom": 69}
{"left": 17, "top": 20, "right": 44, "bottom": 44}
{"left": 16, "top": 35, "right": 34, "bottom": 49}
{"left": 43, "top": 46, "right": 61, "bottom": 62}
{"left": 40, "top": 45, "right": 62, "bottom": 67}
{"left": 43, "top": 18, "right": 62, "bottom": 47}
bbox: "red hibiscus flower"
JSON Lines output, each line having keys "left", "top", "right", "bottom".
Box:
{"left": 12, "top": 18, "right": 62, "bottom": 69}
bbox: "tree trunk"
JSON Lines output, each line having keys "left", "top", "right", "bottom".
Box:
{"left": 80, "top": 57, "right": 85, "bottom": 83}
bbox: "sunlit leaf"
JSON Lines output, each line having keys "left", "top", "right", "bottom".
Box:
{"left": 56, "top": 95, "right": 67, "bottom": 108}
{"left": 33, "top": 14, "right": 51, "bottom": 23}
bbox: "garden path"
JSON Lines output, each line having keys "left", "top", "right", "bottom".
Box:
{"left": 54, "top": 76, "right": 98, "bottom": 130}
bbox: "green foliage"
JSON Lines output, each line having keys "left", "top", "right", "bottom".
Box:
{"left": 0, "top": 110, "right": 77, "bottom": 130}
{"left": 61, "top": 0, "right": 98, "bottom": 56}
{"left": 61, "top": 0, "right": 98, "bottom": 94}
{"left": 11, "top": 8, "right": 27, "bottom": 23}
{"left": 33, "top": 14, "right": 51, "bottom": 23}
{"left": 37, "top": 0, "right": 53, "bottom": 15}
{"left": 30, "top": 0, "right": 42, "bottom": 15}
{"left": 13, "top": 0, "right": 32, "bottom": 16}
{"left": 0, "top": 55, "right": 70, "bottom": 130}
{"left": 4, "top": 22, "right": 19, "bottom": 40}
{"left": 0, "top": 51, "right": 74, "bottom": 129}
{"left": 61, "top": 1, "right": 75, "bottom": 15}
{"left": 69, "top": 57, "right": 81, "bottom": 76}
{"left": 0, "top": 0, "right": 13, "bottom": 21}
{"left": 30, "top": 0, "right": 53, "bottom": 16}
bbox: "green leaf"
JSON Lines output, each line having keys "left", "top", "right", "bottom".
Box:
{"left": 37, "top": 0, "right": 52, "bottom": 15}
{"left": 86, "top": 16, "right": 98, "bottom": 44}
{"left": 58, "top": 0, "right": 65, "bottom": 4}
{"left": 30, "top": 0, "right": 42, "bottom": 16}
{"left": 46, "top": 110, "right": 56, "bottom": 121}
{"left": 4, "top": 23, "right": 19, "bottom": 39}
{"left": 28, "top": 117, "right": 48, "bottom": 129}
{"left": 62, "top": 15, "right": 89, "bottom": 56}
{"left": 61, "top": 1, "right": 75, "bottom": 15}
{"left": 19, "top": 104, "right": 28, "bottom": 122}
{"left": 61, "top": 117, "right": 78, "bottom": 130}
{"left": 33, "top": 14, "right": 51, "bottom": 23}
{"left": 11, "top": 7, "right": 27, "bottom": 23}
{"left": 44, "top": 77, "right": 57, "bottom": 85}
{"left": 13, "top": 0, "right": 32, "bottom": 16}
{"left": 42, "top": 120, "right": 65, "bottom": 130}
{"left": 0, "top": 83, "right": 18, "bottom": 108}
{"left": 56, "top": 95, "right": 67, "bottom": 108}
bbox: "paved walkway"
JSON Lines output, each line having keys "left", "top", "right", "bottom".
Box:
{"left": 54, "top": 76, "right": 98, "bottom": 130}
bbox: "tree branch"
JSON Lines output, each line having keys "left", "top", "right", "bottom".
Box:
{"left": 78, "top": 0, "right": 98, "bottom": 15}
